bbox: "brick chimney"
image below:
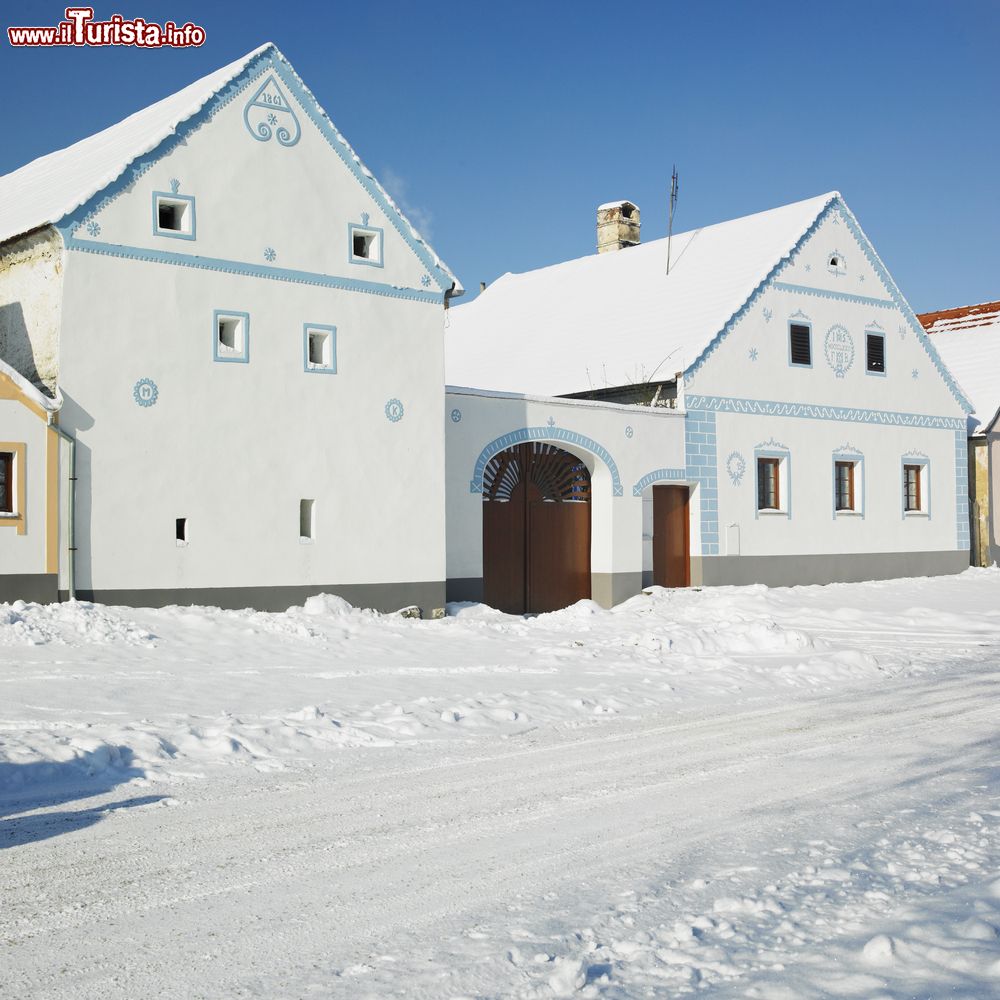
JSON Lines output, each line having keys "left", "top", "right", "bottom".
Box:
{"left": 597, "top": 200, "right": 640, "bottom": 253}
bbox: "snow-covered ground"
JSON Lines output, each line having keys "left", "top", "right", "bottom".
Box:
{"left": 1, "top": 570, "right": 999, "bottom": 998}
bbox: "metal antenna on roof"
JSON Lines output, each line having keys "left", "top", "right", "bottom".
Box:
{"left": 665, "top": 166, "right": 679, "bottom": 275}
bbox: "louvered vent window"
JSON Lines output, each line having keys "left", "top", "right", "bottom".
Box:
{"left": 789, "top": 323, "right": 811, "bottom": 366}
{"left": 867, "top": 333, "right": 886, "bottom": 374}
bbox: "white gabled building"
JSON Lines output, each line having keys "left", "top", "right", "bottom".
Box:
{"left": 0, "top": 48, "right": 976, "bottom": 617}
{"left": 446, "top": 193, "right": 973, "bottom": 610}
{"left": 919, "top": 301, "right": 1000, "bottom": 568}
{"left": 0, "top": 43, "right": 461, "bottom": 611}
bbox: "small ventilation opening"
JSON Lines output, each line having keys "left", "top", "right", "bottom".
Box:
{"left": 829, "top": 255, "right": 840, "bottom": 268}
{"left": 789, "top": 323, "right": 811, "bottom": 366}
{"left": 158, "top": 201, "right": 186, "bottom": 232}
{"left": 175, "top": 517, "right": 187, "bottom": 543}
{"left": 866, "top": 333, "right": 885, "bottom": 373}
{"left": 308, "top": 331, "right": 328, "bottom": 366}
{"left": 353, "top": 232, "right": 373, "bottom": 259}
{"left": 300, "top": 499, "right": 315, "bottom": 541}
{"left": 218, "top": 317, "right": 241, "bottom": 351}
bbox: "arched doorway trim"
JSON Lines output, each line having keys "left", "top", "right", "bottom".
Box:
{"left": 632, "top": 467, "right": 687, "bottom": 496}
{"left": 470, "top": 427, "right": 623, "bottom": 497}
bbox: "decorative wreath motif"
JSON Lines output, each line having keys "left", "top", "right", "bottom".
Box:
{"left": 450, "top": 408, "right": 462, "bottom": 423}
{"left": 726, "top": 450, "right": 746, "bottom": 486}
{"left": 385, "top": 398, "right": 404, "bottom": 423}
{"left": 133, "top": 378, "right": 158, "bottom": 408}
{"left": 824, "top": 325, "right": 855, "bottom": 378}
{"left": 625, "top": 425, "right": 634, "bottom": 439}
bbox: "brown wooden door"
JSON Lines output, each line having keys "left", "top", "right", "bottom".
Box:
{"left": 483, "top": 443, "right": 591, "bottom": 613}
{"left": 652, "top": 485, "right": 690, "bottom": 588}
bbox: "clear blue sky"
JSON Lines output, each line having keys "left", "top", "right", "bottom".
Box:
{"left": 3, "top": 1, "right": 998, "bottom": 310}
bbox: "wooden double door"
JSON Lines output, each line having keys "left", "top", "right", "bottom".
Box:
{"left": 482, "top": 443, "right": 591, "bottom": 614}
{"left": 652, "top": 485, "right": 691, "bottom": 588}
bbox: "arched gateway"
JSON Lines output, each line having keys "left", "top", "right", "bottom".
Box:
{"left": 482, "top": 443, "right": 592, "bottom": 614}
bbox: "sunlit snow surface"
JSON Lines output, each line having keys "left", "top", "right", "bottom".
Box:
{"left": 1, "top": 570, "right": 999, "bottom": 998}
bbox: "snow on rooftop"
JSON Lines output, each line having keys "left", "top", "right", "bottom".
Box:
{"left": 919, "top": 301, "right": 1000, "bottom": 432}
{"left": 0, "top": 357, "right": 61, "bottom": 412}
{"left": 446, "top": 192, "right": 837, "bottom": 396}
{"left": 0, "top": 44, "right": 271, "bottom": 247}
{"left": 0, "top": 44, "right": 462, "bottom": 292}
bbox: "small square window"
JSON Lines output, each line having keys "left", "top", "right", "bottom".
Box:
{"left": 348, "top": 223, "right": 384, "bottom": 268}
{"left": 300, "top": 499, "right": 315, "bottom": 541}
{"left": 789, "top": 323, "right": 812, "bottom": 367}
{"left": 303, "top": 324, "right": 337, "bottom": 374}
{"left": 866, "top": 333, "right": 886, "bottom": 374}
{"left": 213, "top": 310, "right": 250, "bottom": 363}
{"left": 153, "top": 192, "right": 196, "bottom": 239}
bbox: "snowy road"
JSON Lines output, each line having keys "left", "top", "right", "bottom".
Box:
{"left": 2, "top": 574, "right": 1000, "bottom": 998}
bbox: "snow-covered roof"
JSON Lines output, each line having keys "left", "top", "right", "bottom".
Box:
{"left": 0, "top": 358, "right": 61, "bottom": 414}
{"left": 0, "top": 45, "right": 269, "bottom": 247}
{"left": 0, "top": 43, "right": 461, "bottom": 292}
{"left": 919, "top": 301, "right": 1000, "bottom": 433}
{"left": 446, "top": 192, "right": 837, "bottom": 396}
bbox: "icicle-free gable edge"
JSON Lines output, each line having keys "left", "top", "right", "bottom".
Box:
{"left": 8, "top": 44, "right": 460, "bottom": 296}
{"left": 683, "top": 195, "right": 973, "bottom": 415}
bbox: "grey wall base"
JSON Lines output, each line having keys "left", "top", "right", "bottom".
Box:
{"left": 446, "top": 578, "right": 484, "bottom": 604}
{"left": 692, "top": 550, "right": 970, "bottom": 588}
{"left": 446, "top": 573, "right": 642, "bottom": 610}
{"left": 61, "top": 581, "right": 446, "bottom": 616}
{"left": 591, "top": 572, "right": 642, "bottom": 609}
{"left": 0, "top": 574, "right": 59, "bottom": 604}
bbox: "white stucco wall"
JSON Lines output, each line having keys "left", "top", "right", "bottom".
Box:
{"left": 683, "top": 206, "right": 969, "bottom": 563}
{"left": 54, "top": 59, "right": 450, "bottom": 594}
{"left": 445, "top": 388, "right": 686, "bottom": 586}
{"left": 0, "top": 228, "right": 63, "bottom": 394}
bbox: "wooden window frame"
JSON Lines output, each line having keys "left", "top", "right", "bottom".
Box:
{"left": 0, "top": 442, "right": 26, "bottom": 534}
{"left": 0, "top": 450, "right": 11, "bottom": 514}
{"left": 834, "top": 460, "right": 855, "bottom": 512}
{"left": 757, "top": 457, "right": 781, "bottom": 511}
{"left": 903, "top": 463, "right": 922, "bottom": 512}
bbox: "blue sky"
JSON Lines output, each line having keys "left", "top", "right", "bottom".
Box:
{"left": 3, "top": 1, "right": 997, "bottom": 309}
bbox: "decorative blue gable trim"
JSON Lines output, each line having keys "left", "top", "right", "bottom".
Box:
{"left": 831, "top": 202, "right": 972, "bottom": 414}
{"left": 685, "top": 410, "right": 719, "bottom": 554}
{"left": 683, "top": 196, "right": 973, "bottom": 415}
{"left": 469, "top": 428, "right": 623, "bottom": 497}
{"left": 54, "top": 48, "right": 458, "bottom": 297}
{"left": 685, "top": 394, "right": 966, "bottom": 431}
{"left": 243, "top": 73, "right": 301, "bottom": 146}
{"left": 684, "top": 197, "right": 839, "bottom": 386}
{"left": 61, "top": 240, "right": 442, "bottom": 305}
{"left": 773, "top": 282, "right": 895, "bottom": 309}
{"left": 632, "top": 468, "right": 686, "bottom": 496}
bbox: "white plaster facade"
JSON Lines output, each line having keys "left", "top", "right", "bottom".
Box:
{"left": 445, "top": 388, "right": 686, "bottom": 606}
{"left": 0, "top": 50, "right": 977, "bottom": 614}
{"left": 446, "top": 194, "right": 972, "bottom": 598}
{"left": 0, "top": 44, "right": 460, "bottom": 611}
